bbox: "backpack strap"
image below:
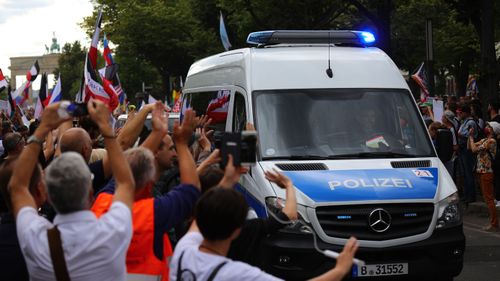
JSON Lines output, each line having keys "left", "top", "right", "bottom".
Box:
{"left": 207, "top": 261, "right": 228, "bottom": 281}
{"left": 176, "top": 251, "right": 185, "bottom": 281}
{"left": 47, "top": 226, "right": 71, "bottom": 281}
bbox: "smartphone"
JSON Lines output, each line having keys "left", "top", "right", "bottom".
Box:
{"left": 67, "top": 102, "right": 89, "bottom": 117}
{"left": 220, "top": 131, "right": 257, "bottom": 168}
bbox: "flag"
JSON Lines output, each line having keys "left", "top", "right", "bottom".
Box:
{"left": 172, "top": 88, "right": 181, "bottom": 104}
{"left": 0, "top": 68, "right": 8, "bottom": 93}
{"left": 103, "top": 33, "right": 114, "bottom": 66}
{"left": 411, "top": 62, "right": 429, "bottom": 102}
{"left": 206, "top": 90, "right": 230, "bottom": 123}
{"left": 84, "top": 54, "right": 119, "bottom": 110}
{"left": 34, "top": 96, "right": 43, "bottom": 119}
{"left": 48, "top": 75, "right": 62, "bottom": 105}
{"left": 219, "top": 11, "right": 232, "bottom": 51}
{"left": 101, "top": 34, "right": 125, "bottom": 98}
{"left": 11, "top": 60, "right": 40, "bottom": 105}
{"left": 148, "top": 95, "right": 157, "bottom": 104}
{"left": 89, "top": 8, "right": 103, "bottom": 69}
{"left": 17, "top": 105, "right": 30, "bottom": 127}
{"left": 7, "top": 85, "right": 15, "bottom": 117}
{"left": 39, "top": 73, "right": 48, "bottom": 107}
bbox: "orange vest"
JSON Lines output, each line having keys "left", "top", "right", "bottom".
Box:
{"left": 92, "top": 193, "right": 173, "bottom": 281}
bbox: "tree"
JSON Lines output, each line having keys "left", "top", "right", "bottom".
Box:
{"left": 446, "top": 0, "right": 499, "bottom": 102}
{"left": 83, "top": 0, "right": 220, "bottom": 103}
{"left": 53, "top": 41, "right": 86, "bottom": 101}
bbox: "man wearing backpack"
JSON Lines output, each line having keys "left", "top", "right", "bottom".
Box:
{"left": 457, "top": 103, "right": 478, "bottom": 203}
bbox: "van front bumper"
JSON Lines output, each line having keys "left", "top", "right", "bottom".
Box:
{"left": 260, "top": 225, "right": 465, "bottom": 280}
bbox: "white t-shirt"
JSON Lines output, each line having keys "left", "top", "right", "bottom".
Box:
{"left": 16, "top": 202, "right": 132, "bottom": 281}
{"left": 170, "top": 232, "right": 282, "bottom": 281}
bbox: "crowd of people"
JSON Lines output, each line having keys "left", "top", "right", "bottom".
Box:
{"left": 422, "top": 95, "right": 500, "bottom": 232}
{"left": 0, "top": 101, "right": 359, "bottom": 281}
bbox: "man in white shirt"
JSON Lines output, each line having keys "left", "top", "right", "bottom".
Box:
{"left": 170, "top": 187, "right": 359, "bottom": 281}
{"left": 8, "top": 101, "right": 135, "bottom": 281}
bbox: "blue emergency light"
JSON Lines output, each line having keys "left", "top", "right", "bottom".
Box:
{"left": 246, "top": 30, "right": 376, "bottom": 46}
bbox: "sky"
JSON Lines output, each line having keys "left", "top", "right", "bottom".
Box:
{"left": 0, "top": 0, "right": 93, "bottom": 88}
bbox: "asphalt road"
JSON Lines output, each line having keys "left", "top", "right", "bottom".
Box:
{"left": 455, "top": 208, "right": 500, "bottom": 281}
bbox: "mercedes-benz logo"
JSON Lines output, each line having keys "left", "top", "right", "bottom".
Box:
{"left": 368, "top": 208, "right": 392, "bottom": 233}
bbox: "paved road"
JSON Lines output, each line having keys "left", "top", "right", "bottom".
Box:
{"left": 455, "top": 208, "right": 500, "bottom": 281}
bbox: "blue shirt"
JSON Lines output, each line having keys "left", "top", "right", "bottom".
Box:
{"left": 98, "top": 178, "right": 200, "bottom": 259}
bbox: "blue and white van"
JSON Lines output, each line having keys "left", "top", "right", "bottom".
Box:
{"left": 182, "top": 30, "right": 464, "bottom": 280}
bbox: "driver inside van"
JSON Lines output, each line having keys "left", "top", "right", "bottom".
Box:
{"left": 353, "top": 108, "right": 390, "bottom": 149}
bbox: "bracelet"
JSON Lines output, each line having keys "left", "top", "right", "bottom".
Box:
{"left": 101, "top": 133, "right": 116, "bottom": 139}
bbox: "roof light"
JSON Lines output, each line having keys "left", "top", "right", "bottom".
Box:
{"left": 246, "top": 30, "right": 376, "bottom": 46}
{"left": 359, "top": 31, "right": 376, "bottom": 44}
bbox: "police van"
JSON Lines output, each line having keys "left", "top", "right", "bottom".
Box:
{"left": 181, "top": 30, "right": 464, "bottom": 280}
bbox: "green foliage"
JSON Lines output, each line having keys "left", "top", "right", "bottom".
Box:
{"left": 83, "top": 0, "right": 220, "bottom": 101}
{"left": 53, "top": 41, "right": 86, "bottom": 100}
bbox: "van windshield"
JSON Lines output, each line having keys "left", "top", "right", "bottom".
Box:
{"left": 253, "top": 89, "right": 435, "bottom": 160}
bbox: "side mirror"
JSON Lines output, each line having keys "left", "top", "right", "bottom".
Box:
{"left": 436, "top": 129, "right": 453, "bottom": 163}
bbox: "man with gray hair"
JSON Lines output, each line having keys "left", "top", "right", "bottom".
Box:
{"left": 8, "top": 101, "right": 135, "bottom": 281}
{"left": 92, "top": 107, "right": 201, "bottom": 280}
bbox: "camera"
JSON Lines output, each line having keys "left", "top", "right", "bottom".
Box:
{"left": 218, "top": 131, "right": 257, "bottom": 168}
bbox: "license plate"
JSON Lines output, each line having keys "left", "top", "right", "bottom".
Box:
{"left": 353, "top": 263, "right": 408, "bottom": 277}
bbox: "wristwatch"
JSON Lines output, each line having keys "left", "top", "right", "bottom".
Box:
{"left": 27, "top": 135, "right": 44, "bottom": 146}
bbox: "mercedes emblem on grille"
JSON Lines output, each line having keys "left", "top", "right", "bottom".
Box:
{"left": 368, "top": 208, "right": 392, "bottom": 233}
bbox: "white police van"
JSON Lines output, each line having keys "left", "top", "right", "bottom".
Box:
{"left": 182, "top": 30, "right": 464, "bottom": 280}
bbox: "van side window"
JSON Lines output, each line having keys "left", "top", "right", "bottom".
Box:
{"left": 233, "top": 92, "right": 247, "bottom": 132}
{"left": 186, "top": 90, "right": 230, "bottom": 132}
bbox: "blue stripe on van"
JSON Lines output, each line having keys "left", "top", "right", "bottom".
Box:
{"left": 283, "top": 168, "right": 438, "bottom": 202}
{"left": 235, "top": 184, "right": 267, "bottom": 218}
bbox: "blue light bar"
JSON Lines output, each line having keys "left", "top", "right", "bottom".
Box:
{"left": 246, "top": 30, "right": 376, "bottom": 46}
{"left": 359, "top": 31, "right": 376, "bottom": 44}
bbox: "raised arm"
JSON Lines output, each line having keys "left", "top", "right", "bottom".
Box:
{"left": 264, "top": 169, "right": 297, "bottom": 220}
{"left": 87, "top": 101, "right": 135, "bottom": 209}
{"left": 9, "top": 103, "right": 70, "bottom": 217}
{"left": 116, "top": 103, "right": 154, "bottom": 150}
{"left": 140, "top": 101, "right": 168, "bottom": 152}
{"left": 308, "top": 237, "right": 359, "bottom": 281}
{"left": 172, "top": 109, "right": 200, "bottom": 189}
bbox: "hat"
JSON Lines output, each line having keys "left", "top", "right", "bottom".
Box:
{"left": 487, "top": 121, "right": 500, "bottom": 135}
{"left": 418, "top": 101, "right": 432, "bottom": 108}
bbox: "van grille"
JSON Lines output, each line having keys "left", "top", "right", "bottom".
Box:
{"left": 391, "top": 160, "right": 431, "bottom": 168}
{"left": 315, "top": 203, "right": 434, "bottom": 240}
{"left": 275, "top": 163, "right": 328, "bottom": 171}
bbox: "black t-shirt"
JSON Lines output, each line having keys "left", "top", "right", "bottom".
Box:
{"left": 89, "top": 160, "right": 108, "bottom": 194}
{"left": 227, "top": 211, "right": 290, "bottom": 267}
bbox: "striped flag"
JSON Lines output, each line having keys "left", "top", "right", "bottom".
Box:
{"left": 100, "top": 34, "right": 124, "bottom": 97}
{"left": 0, "top": 68, "right": 8, "bottom": 93}
{"left": 219, "top": 11, "right": 232, "bottom": 51}
{"left": 34, "top": 73, "right": 48, "bottom": 119}
{"left": 89, "top": 9, "right": 103, "bottom": 69}
{"left": 84, "top": 54, "right": 118, "bottom": 110}
{"left": 7, "top": 85, "right": 15, "bottom": 117}
{"left": 48, "top": 75, "right": 62, "bottom": 105}
{"left": 411, "top": 62, "right": 429, "bottom": 102}
{"left": 39, "top": 73, "right": 48, "bottom": 107}
{"left": 11, "top": 60, "right": 40, "bottom": 105}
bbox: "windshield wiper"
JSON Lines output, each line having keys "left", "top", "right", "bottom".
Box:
{"left": 263, "top": 155, "right": 328, "bottom": 160}
{"left": 327, "top": 152, "right": 418, "bottom": 159}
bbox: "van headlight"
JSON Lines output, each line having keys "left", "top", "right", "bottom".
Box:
{"left": 265, "top": 197, "right": 311, "bottom": 234}
{"left": 435, "top": 192, "right": 462, "bottom": 230}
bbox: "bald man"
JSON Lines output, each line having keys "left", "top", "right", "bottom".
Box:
{"left": 59, "top": 128, "right": 111, "bottom": 194}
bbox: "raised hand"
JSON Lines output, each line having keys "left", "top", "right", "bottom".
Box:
{"left": 151, "top": 101, "right": 169, "bottom": 134}
{"left": 335, "top": 237, "right": 359, "bottom": 276}
{"left": 265, "top": 169, "right": 292, "bottom": 189}
{"left": 38, "top": 102, "right": 72, "bottom": 134}
{"left": 87, "top": 100, "right": 113, "bottom": 136}
{"left": 173, "top": 109, "right": 197, "bottom": 145}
